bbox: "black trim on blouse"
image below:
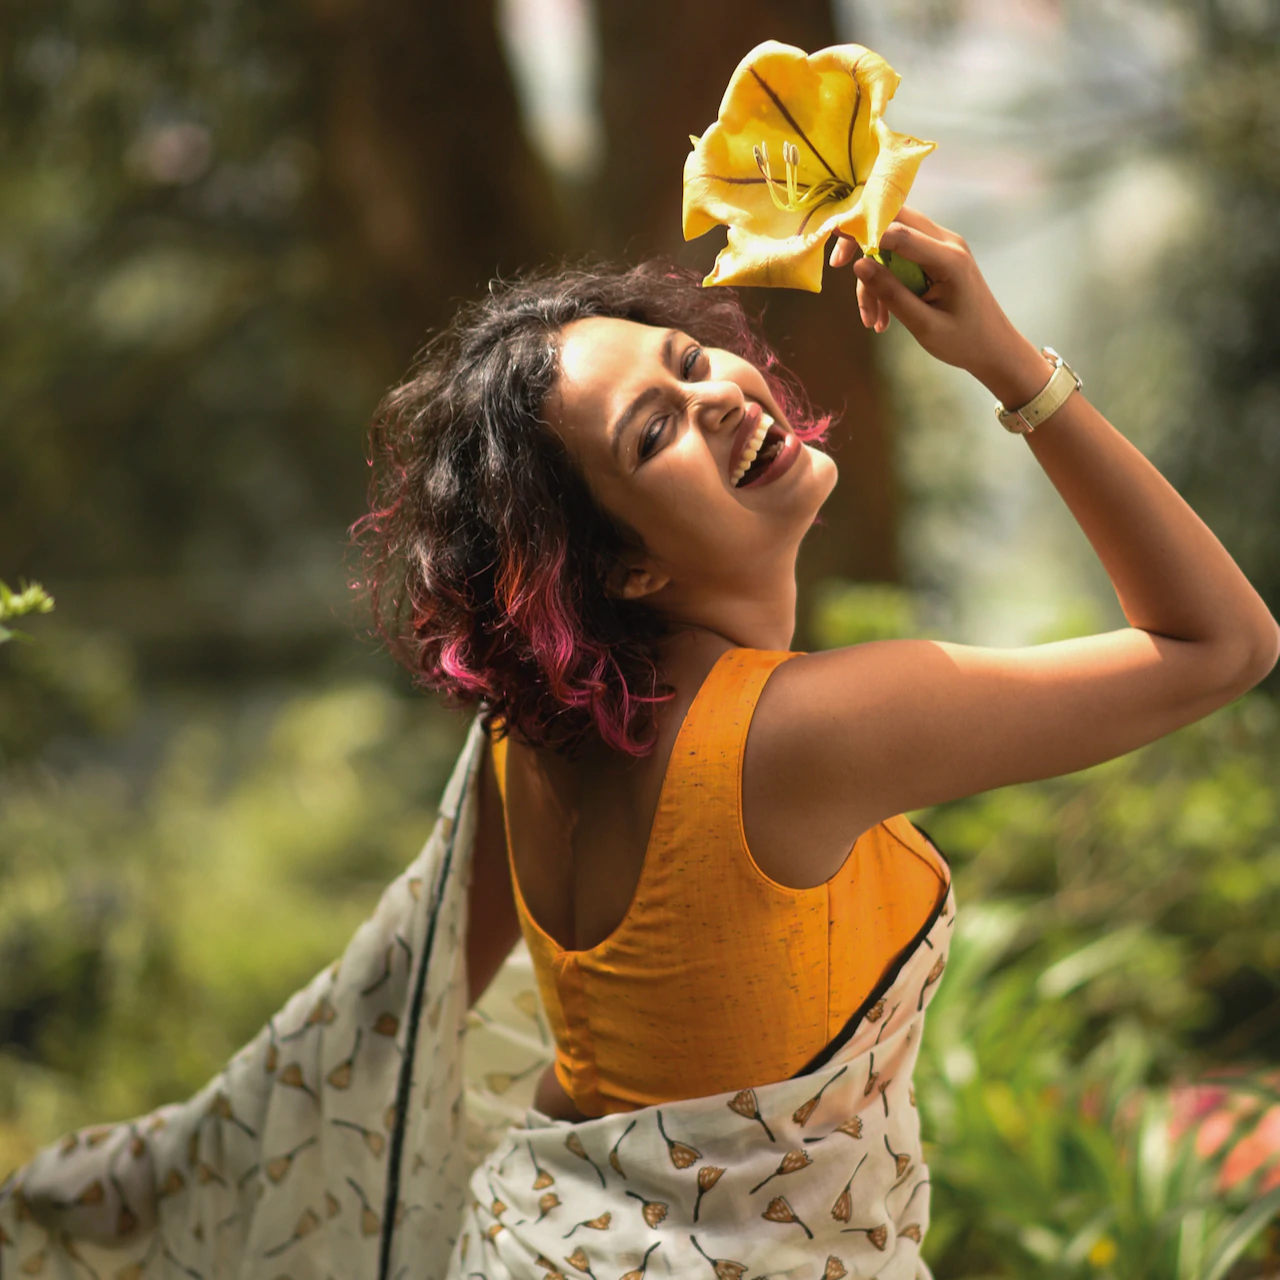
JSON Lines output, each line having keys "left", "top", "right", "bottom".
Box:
{"left": 790, "top": 820, "right": 951, "bottom": 1079}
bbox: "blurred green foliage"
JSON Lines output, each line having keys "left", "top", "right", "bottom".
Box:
{"left": 0, "top": 580, "right": 54, "bottom": 647}
{"left": 810, "top": 580, "right": 922, "bottom": 648}
{"left": 811, "top": 584, "right": 1280, "bottom": 1276}
{"left": 0, "top": 1, "right": 371, "bottom": 608}
{"left": 3, "top": 0, "right": 1280, "bottom": 1274}
{"left": 0, "top": 668, "right": 467, "bottom": 1175}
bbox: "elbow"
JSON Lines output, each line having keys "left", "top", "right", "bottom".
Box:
{"left": 1222, "top": 616, "right": 1280, "bottom": 694}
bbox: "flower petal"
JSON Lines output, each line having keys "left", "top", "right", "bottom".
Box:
{"left": 806, "top": 45, "right": 903, "bottom": 191}
{"left": 833, "top": 121, "right": 936, "bottom": 253}
{"left": 704, "top": 225, "right": 829, "bottom": 292}
{"left": 683, "top": 131, "right": 808, "bottom": 241}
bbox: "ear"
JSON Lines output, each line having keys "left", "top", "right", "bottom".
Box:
{"left": 604, "top": 557, "right": 671, "bottom": 602}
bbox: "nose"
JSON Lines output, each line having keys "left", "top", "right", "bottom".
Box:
{"left": 691, "top": 379, "right": 746, "bottom": 436}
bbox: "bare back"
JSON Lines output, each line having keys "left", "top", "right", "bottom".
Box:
{"left": 501, "top": 638, "right": 728, "bottom": 953}
{"left": 499, "top": 634, "right": 894, "bottom": 953}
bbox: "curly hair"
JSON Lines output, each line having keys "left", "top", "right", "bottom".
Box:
{"left": 351, "top": 259, "right": 830, "bottom": 757}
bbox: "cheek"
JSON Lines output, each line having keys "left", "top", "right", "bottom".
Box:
{"left": 635, "top": 447, "right": 740, "bottom": 540}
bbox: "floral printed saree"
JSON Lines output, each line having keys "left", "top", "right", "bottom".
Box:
{"left": 0, "top": 718, "right": 953, "bottom": 1280}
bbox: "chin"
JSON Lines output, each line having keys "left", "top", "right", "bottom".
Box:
{"left": 804, "top": 445, "right": 839, "bottom": 507}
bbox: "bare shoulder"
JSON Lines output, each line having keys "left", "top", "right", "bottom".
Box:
{"left": 747, "top": 631, "right": 1261, "bottom": 880}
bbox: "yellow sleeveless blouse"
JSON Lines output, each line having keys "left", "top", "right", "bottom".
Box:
{"left": 490, "top": 647, "right": 948, "bottom": 1117}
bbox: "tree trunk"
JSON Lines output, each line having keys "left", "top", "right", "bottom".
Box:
{"left": 304, "top": 0, "right": 568, "bottom": 373}
{"left": 589, "top": 0, "right": 901, "bottom": 624}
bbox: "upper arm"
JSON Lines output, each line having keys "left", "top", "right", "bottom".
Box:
{"left": 758, "top": 628, "right": 1261, "bottom": 839}
{"left": 465, "top": 737, "right": 522, "bottom": 1006}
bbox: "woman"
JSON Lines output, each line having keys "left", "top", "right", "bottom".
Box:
{"left": 369, "top": 206, "right": 1277, "bottom": 1277}
{"left": 2, "top": 212, "right": 1275, "bottom": 1280}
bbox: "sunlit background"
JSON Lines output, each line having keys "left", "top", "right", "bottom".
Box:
{"left": 3, "top": 1, "right": 1279, "bottom": 1274}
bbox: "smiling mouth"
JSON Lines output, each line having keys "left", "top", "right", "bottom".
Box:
{"left": 731, "top": 414, "right": 787, "bottom": 487}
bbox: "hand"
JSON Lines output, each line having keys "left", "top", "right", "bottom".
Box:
{"left": 830, "top": 207, "right": 1052, "bottom": 407}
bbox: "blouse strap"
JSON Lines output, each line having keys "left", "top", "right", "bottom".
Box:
{"left": 489, "top": 730, "right": 509, "bottom": 807}
{"left": 647, "top": 648, "right": 800, "bottom": 857}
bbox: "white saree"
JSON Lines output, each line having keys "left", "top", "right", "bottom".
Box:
{"left": 0, "top": 718, "right": 954, "bottom": 1280}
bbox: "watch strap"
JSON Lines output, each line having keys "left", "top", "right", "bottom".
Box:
{"left": 994, "top": 347, "right": 1082, "bottom": 434}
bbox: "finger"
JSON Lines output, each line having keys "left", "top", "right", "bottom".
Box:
{"left": 877, "top": 222, "right": 959, "bottom": 280}
{"left": 858, "top": 277, "right": 886, "bottom": 332}
{"left": 856, "top": 275, "right": 876, "bottom": 329}
{"left": 830, "top": 232, "right": 860, "bottom": 270}
{"left": 876, "top": 297, "right": 891, "bottom": 333}
{"left": 891, "top": 205, "right": 962, "bottom": 244}
{"left": 855, "top": 256, "right": 936, "bottom": 334}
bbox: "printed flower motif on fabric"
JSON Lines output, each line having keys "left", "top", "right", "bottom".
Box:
{"left": 655, "top": 1111, "right": 701, "bottom": 1169}
{"left": 562, "top": 1210, "right": 613, "bottom": 1239}
{"left": 564, "top": 1133, "right": 607, "bottom": 1188}
{"left": 727, "top": 1088, "right": 775, "bottom": 1140}
{"left": 608, "top": 1120, "right": 637, "bottom": 1178}
{"left": 621, "top": 1240, "right": 661, "bottom": 1280}
{"left": 692, "top": 1165, "right": 725, "bottom": 1221}
{"left": 761, "top": 1194, "right": 813, "bottom": 1239}
{"left": 625, "top": 1190, "right": 669, "bottom": 1229}
{"left": 691, "top": 1233, "right": 748, "bottom": 1280}
{"left": 803, "top": 1115, "right": 864, "bottom": 1146}
{"left": 829, "top": 1152, "right": 868, "bottom": 1222}
{"left": 749, "top": 1148, "right": 813, "bottom": 1195}
{"left": 792, "top": 1064, "right": 848, "bottom": 1127}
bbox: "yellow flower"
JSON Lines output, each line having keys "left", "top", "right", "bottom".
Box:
{"left": 1087, "top": 1236, "right": 1118, "bottom": 1268}
{"left": 683, "top": 41, "right": 936, "bottom": 292}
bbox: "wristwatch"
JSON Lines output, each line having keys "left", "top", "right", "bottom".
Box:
{"left": 994, "top": 347, "right": 1083, "bottom": 434}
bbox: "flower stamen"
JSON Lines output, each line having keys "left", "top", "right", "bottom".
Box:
{"left": 754, "top": 137, "right": 854, "bottom": 218}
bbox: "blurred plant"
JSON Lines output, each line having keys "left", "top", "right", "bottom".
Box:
{"left": 1171, "top": 1071, "right": 1280, "bottom": 1198}
{"left": 918, "top": 902, "right": 1280, "bottom": 1279}
{"left": 815, "top": 581, "right": 1280, "bottom": 1274}
{"left": 809, "top": 578, "right": 923, "bottom": 648}
{"left": 0, "top": 580, "right": 53, "bottom": 646}
{"left": 0, "top": 680, "right": 466, "bottom": 1176}
{"left": 0, "top": 625, "right": 137, "bottom": 763}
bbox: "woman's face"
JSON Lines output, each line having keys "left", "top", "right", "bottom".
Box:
{"left": 546, "top": 316, "right": 838, "bottom": 628}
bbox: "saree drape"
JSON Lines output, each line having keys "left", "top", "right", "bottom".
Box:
{"left": 0, "top": 718, "right": 953, "bottom": 1280}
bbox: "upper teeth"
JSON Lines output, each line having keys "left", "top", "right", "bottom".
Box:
{"left": 731, "top": 414, "right": 775, "bottom": 487}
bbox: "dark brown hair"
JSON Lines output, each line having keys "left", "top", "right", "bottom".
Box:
{"left": 351, "top": 260, "right": 829, "bottom": 757}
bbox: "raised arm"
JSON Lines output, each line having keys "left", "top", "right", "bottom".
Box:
{"left": 752, "top": 212, "right": 1279, "bottom": 886}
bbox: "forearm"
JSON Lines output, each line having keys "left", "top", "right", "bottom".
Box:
{"left": 855, "top": 212, "right": 1280, "bottom": 685}
{"left": 984, "top": 339, "right": 1280, "bottom": 676}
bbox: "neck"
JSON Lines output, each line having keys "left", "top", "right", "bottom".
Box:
{"left": 656, "top": 580, "right": 798, "bottom": 660}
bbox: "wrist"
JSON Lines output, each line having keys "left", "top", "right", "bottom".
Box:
{"left": 973, "top": 336, "right": 1053, "bottom": 408}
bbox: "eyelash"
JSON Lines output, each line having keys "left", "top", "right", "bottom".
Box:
{"left": 639, "top": 345, "right": 705, "bottom": 459}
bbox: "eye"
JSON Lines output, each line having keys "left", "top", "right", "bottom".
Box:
{"left": 639, "top": 415, "right": 667, "bottom": 460}
{"left": 681, "top": 345, "right": 706, "bottom": 379}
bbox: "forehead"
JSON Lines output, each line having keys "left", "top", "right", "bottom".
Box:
{"left": 552, "top": 316, "right": 670, "bottom": 445}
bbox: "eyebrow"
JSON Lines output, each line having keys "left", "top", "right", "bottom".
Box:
{"left": 608, "top": 329, "right": 678, "bottom": 462}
